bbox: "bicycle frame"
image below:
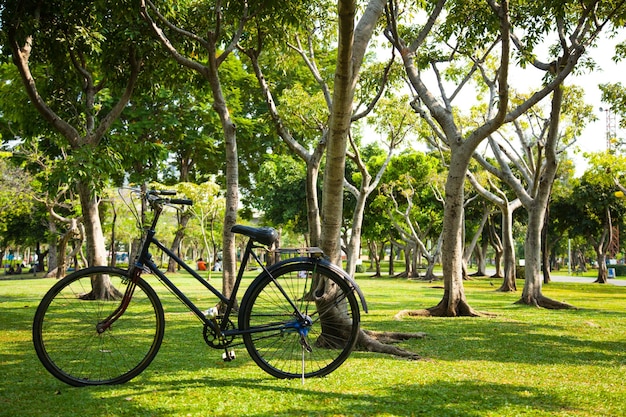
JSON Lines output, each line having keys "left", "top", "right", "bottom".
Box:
{"left": 141, "top": 232, "right": 260, "bottom": 334}
{"left": 100, "top": 191, "right": 367, "bottom": 341}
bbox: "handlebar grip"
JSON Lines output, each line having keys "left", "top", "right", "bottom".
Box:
{"left": 158, "top": 190, "right": 177, "bottom": 196}
{"left": 169, "top": 199, "right": 193, "bottom": 206}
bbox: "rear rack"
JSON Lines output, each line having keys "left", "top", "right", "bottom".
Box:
{"left": 274, "top": 247, "right": 326, "bottom": 260}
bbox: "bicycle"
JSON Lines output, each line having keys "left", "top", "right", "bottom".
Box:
{"left": 32, "top": 189, "right": 367, "bottom": 387}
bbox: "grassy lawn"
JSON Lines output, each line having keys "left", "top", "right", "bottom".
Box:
{"left": 1, "top": 272, "right": 625, "bottom": 417}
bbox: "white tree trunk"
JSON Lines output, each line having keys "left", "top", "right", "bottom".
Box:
{"left": 77, "top": 182, "right": 107, "bottom": 267}
{"left": 499, "top": 201, "right": 521, "bottom": 291}
{"left": 433, "top": 151, "right": 478, "bottom": 316}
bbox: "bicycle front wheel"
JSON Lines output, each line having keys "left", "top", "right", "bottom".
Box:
{"left": 240, "top": 260, "right": 360, "bottom": 378}
{"left": 32, "top": 266, "right": 164, "bottom": 386}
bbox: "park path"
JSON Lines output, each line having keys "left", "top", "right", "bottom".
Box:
{"left": 481, "top": 267, "right": 626, "bottom": 287}
{"left": 549, "top": 274, "right": 626, "bottom": 286}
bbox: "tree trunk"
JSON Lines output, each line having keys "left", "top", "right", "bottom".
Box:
{"left": 541, "top": 207, "right": 552, "bottom": 284}
{"left": 205, "top": 51, "right": 239, "bottom": 300}
{"left": 594, "top": 247, "right": 608, "bottom": 284}
{"left": 488, "top": 215, "right": 504, "bottom": 278}
{"left": 428, "top": 151, "right": 481, "bottom": 316}
{"left": 518, "top": 200, "right": 572, "bottom": 308}
{"left": 76, "top": 181, "right": 107, "bottom": 268}
{"left": 306, "top": 164, "right": 322, "bottom": 247}
{"left": 517, "top": 86, "right": 573, "bottom": 309}
{"left": 473, "top": 243, "right": 486, "bottom": 276}
{"left": 221, "top": 118, "right": 239, "bottom": 299}
{"left": 369, "top": 241, "right": 382, "bottom": 277}
{"left": 168, "top": 211, "right": 192, "bottom": 273}
{"left": 45, "top": 215, "right": 58, "bottom": 277}
{"left": 75, "top": 182, "right": 119, "bottom": 299}
{"left": 319, "top": 0, "right": 355, "bottom": 263}
{"left": 498, "top": 203, "right": 518, "bottom": 292}
{"left": 345, "top": 188, "right": 368, "bottom": 277}
{"left": 109, "top": 202, "right": 118, "bottom": 268}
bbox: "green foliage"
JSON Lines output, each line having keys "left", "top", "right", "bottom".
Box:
{"left": 559, "top": 154, "right": 626, "bottom": 249}
{"left": 369, "top": 150, "right": 445, "bottom": 244}
{"left": 0, "top": 158, "right": 41, "bottom": 244}
{"left": 2, "top": 0, "right": 151, "bottom": 124}
{"left": 439, "top": 0, "right": 498, "bottom": 53}
{"left": 244, "top": 154, "right": 308, "bottom": 234}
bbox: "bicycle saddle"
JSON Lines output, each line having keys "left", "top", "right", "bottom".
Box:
{"left": 231, "top": 225, "right": 279, "bottom": 247}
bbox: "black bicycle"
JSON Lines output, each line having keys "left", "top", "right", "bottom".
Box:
{"left": 32, "top": 189, "right": 366, "bottom": 386}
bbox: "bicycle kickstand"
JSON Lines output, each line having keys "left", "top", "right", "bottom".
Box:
{"left": 222, "top": 348, "right": 236, "bottom": 362}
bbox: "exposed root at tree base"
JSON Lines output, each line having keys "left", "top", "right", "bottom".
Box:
{"left": 78, "top": 291, "right": 123, "bottom": 301}
{"left": 356, "top": 329, "right": 423, "bottom": 360}
{"left": 363, "top": 329, "right": 427, "bottom": 343}
{"left": 515, "top": 294, "right": 576, "bottom": 309}
{"left": 496, "top": 285, "right": 516, "bottom": 293}
{"left": 394, "top": 301, "right": 497, "bottom": 319}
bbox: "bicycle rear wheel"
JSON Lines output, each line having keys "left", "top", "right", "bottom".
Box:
{"left": 239, "top": 260, "right": 360, "bottom": 378}
{"left": 32, "top": 266, "right": 164, "bottom": 386}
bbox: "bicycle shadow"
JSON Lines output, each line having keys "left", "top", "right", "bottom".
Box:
{"left": 98, "top": 374, "right": 570, "bottom": 417}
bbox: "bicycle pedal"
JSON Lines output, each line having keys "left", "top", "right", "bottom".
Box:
{"left": 222, "top": 350, "right": 236, "bottom": 362}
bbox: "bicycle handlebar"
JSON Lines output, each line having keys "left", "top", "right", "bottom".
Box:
{"left": 169, "top": 198, "right": 193, "bottom": 206}
{"left": 142, "top": 189, "right": 193, "bottom": 206}
{"left": 151, "top": 190, "right": 177, "bottom": 196}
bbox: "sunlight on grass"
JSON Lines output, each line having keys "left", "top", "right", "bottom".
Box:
{"left": 1, "top": 273, "right": 625, "bottom": 416}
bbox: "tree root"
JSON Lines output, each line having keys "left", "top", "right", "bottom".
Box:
{"left": 515, "top": 294, "right": 576, "bottom": 309}
{"left": 394, "top": 300, "right": 497, "bottom": 319}
{"left": 356, "top": 329, "right": 423, "bottom": 360}
{"left": 363, "top": 329, "right": 427, "bottom": 343}
{"left": 393, "top": 309, "right": 434, "bottom": 319}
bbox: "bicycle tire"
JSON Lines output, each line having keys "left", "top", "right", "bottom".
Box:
{"left": 239, "top": 259, "right": 360, "bottom": 378}
{"left": 32, "top": 266, "right": 164, "bottom": 386}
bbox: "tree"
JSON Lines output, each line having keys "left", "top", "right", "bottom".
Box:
{"left": 241, "top": 2, "right": 397, "bottom": 262}
{"left": 572, "top": 152, "right": 626, "bottom": 283}
{"left": 343, "top": 94, "right": 415, "bottom": 277}
{"left": 3, "top": 1, "right": 148, "bottom": 298}
{"left": 245, "top": 154, "right": 309, "bottom": 237}
{"left": 176, "top": 181, "right": 225, "bottom": 277}
{"left": 467, "top": 165, "right": 522, "bottom": 291}
{"left": 140, "top": 0, "right": 283, "bottom": 299}
{"left": 0, "top": 158, "right": 43, "bottom": 251}
{"left": 385, "top": 0, "right": 622, "bottom": 314}
{"left": 377, "top": 150, "right": 445, "bottom": 280}
{"left": 4, "top": 1, "right": 141, "bottom": 265}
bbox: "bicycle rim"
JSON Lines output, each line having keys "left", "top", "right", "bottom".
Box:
{"left": 240, "top": 261, "right": 360, "bottom": 378}
{"left": 32, "top": 267, "right": 164, "bottom": 386}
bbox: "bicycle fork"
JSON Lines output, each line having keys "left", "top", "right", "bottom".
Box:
{"left": 95, "top": 267, "right": 142, "bottom": 334}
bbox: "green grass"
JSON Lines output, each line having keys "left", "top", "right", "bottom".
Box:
{"left": 1, "top": 272, "right": 626, "bottom": 417}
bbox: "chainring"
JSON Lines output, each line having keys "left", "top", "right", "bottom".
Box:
{"left": 203, "top": 318, "right": 236, "bottom": 349}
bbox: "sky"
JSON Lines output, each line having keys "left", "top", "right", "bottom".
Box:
{"left": 506, "top": 32, "right": 624, "bottom": 176}
{"left": 570, "top": 35, "right": 623, "bottom": 167}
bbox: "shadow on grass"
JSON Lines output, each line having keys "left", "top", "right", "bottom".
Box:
{"left": 378, "top": 312, "right": 626, "bottom": 368}
{"left": 94, "top": 376, "right": 571, "bottom": 417}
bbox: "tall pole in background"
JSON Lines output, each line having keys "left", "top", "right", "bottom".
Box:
{"left": 600, "top": 106, "right": 617, "bottom": 151}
